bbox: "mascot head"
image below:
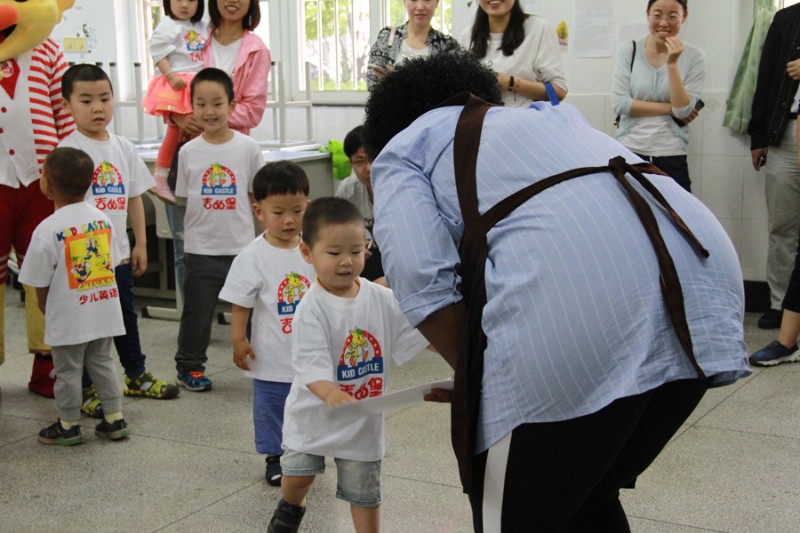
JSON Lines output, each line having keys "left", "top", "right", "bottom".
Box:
{"left": 0, "top": 0, "right": 75, "bottom": 61}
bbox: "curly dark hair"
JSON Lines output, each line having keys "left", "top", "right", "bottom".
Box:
{"left": 363, "top": 51, "right": 502, "bottom": 160}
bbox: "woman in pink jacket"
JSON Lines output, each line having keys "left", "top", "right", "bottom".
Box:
{"left": 172, "top": 0, "right": 270, "bottom": 137}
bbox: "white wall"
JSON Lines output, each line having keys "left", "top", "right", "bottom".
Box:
{"left": 72, "top": 0, "right": 766, "bottom": 282}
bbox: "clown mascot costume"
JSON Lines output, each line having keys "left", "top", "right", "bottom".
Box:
{"left": 0, "top": 0, "right": 75, "bottom": 396}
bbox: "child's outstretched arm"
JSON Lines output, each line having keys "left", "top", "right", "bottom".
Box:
{"left": 307, "top": 380, "right": 356, "bottom": 407}
{"left": 128, "top": 195, "right": 148, "bottom": 278}
{"left": 231, "top": 304, "right": 255, "bottom": 370}
{"left": 155, "top": 58, "right": 186, "bottom": 91}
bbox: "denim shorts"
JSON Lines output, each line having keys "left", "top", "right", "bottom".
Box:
{"left": 281, "top": 449, "right": 381, "bottom": 508}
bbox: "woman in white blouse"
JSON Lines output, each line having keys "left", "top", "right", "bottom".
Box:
{"left": 461, "top": 0, "right": 568, "bottom": 107}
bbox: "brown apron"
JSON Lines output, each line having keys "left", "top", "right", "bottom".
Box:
{"left": 445, "top": 92, "right": 710, "bottom": 492}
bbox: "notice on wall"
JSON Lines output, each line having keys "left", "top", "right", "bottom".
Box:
{"left": 572, "top": 0, "right": 614, "bottom": 58}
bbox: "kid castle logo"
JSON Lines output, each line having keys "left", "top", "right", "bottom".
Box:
{"left": 92, "top": 161, "right": 125, "bottom": 194}
{"left": 61, "top": 223, "right": 115, "bottom": 293}
{"left": 184, "top": 29, "right": 206, "bottom": 52}
{"left": 337, "top": 328, "right": 384, "bottom": 400}
{"left": 276, "top": 272, "right": 312, "bottom": 334}
{"left": 201, "top": 163, "right": 237, "bottom": 211}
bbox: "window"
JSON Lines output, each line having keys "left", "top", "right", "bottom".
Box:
{"left": 301, "top": 0, "right": 452, "bottom": 95}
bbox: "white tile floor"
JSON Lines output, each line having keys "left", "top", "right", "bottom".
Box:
{"left": 1, "top": 287, "right": 798, "bottom": 532}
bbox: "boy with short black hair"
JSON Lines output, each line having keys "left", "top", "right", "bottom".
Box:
{"left": 335, "top": 125, "right": 383, "bottom": 281}
{"left": 173, "top": 67, "right": 265, "bottom": 391}
{"left": 220, "top": 160, "right": 315, "bottom": 486}
{"left": 19, "top": 147, "right": 130, "bottom": 445}
{"left": 58, "top": 64, "right": 179, "bottom": 416}
{"left": 267, "top": 197, "right": 429, "bottom": 533}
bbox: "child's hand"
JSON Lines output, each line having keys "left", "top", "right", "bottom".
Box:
{"left": 233, "top": 339, "right": 255, "bottom": 370}
{"left": 424, "top": 388, "right": 452, "bottom": 403}
{"left": 322, "top": 388, "right": 356, "bottom": 407}
{"left": 167, "top": 72, "right": 186, "bottom": 91}
{"left": 130, "top": 244, "right": 147, "bottom": 278}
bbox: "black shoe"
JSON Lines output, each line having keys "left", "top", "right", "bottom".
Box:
{"left": 95, "top": 418, "right": 130, "bottom": 440}
{"left": 758, "top": 309, "right": 782, "bottom": 329}
{"left": 266, "top": 454, "right": 283, "bottom": 487}
{"left": 268, "top": 498, "right": 306, "bottom": 533}
{"left": 38, "top": 419, "right": 83, "bottom": 446}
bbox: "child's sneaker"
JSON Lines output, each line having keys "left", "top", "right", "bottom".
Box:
{"left": 38, "top": 420, "right": 83, "bottom": 446}
{"left": 124, "top": 370, "right": 180, "bottom": 399}
{"left": 176, "top": 371, "right": 212, "bottom": 392}
{"left": 150, "top": 172, "right": 176, "bottom": 204}
{"left": 80, "top": 385, "right": 104, "bottom": 419}
{"left": 265, "top": 454, "right": 282, "bottom": 487}
{"left": 95, "top": 418, "right": 130, "bottom": 440}
{"left": 267, "top": 498, "right": 306, "bottom": 533}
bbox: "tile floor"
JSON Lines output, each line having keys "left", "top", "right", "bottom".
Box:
{"left": 0, "top": 288, "right": 797, "bottom": 532}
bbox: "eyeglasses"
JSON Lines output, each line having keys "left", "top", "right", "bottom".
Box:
{"left": 351, "top": 157, "right": 370, "bottom": 169}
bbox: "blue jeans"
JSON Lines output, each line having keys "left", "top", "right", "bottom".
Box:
{"left": 82, "top": 262, "right": 145, "bottom": 387}
{"left": 253, "top": 379, "right": 291, "bottom": 455}
{"left": 165, "top": 203, "right": 185, "bottom": 304}
{"left": 281, "top": 450, "right": 382, "bottom": 508}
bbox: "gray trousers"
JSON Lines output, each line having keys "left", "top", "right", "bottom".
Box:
{"left": 765, "top": 119, "right": 800, "bottom": 309}
{"left": 175, "top": 253, "right": 235, "bottom": 373}
{"left": 52, "top": 337, "right": 122, "bottom": 422}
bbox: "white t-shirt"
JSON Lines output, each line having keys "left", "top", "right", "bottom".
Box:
{"left": 460, "top": 16, "right": 567, "bottom": 108}
{"left": 149, "top": 17, "right": 208, "bottom": 74}
{"left": 175, "top": 131, "right": 264, "bottom": 255}
{"left": 210, "top": 36, "right": 242, "bottom": 77}
{"left": 219, "top": 233, "right": 316, "bottom": 382}
{"left": 18, "top": 203, "right": 125, "bottom": 346}
{"left": 282, "top": 280, "right": 429, "bottom": 462}
{"left": 335, "top": 175, "right": 374, "bottom": 241}
{"left": 60, "top": 131, "right": 154, "bottom": 262}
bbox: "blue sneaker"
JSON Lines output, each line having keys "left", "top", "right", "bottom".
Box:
{"left": 176, "top": 371, "right": 213, "bottom": 392}
{"left": 748, "top": 341, "right": 800, "bottom": 367}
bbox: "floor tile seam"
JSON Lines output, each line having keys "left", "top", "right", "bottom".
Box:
{"left": 381, "top": 472, "right": 463, "bottom": 490}
{"left": 679, "top": 371, "right": 769, "bottom": 429}
{"left": 625, "top": 513, "right": 730, "bottom": 533}
{"left": 150, "top": 479, "right": 264, "bottom": 532}
{"left": 671, "top": 422, "right": 800, "bottom": 442}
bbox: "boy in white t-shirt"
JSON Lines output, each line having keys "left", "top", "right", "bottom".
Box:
{"left": 219, "top": 161, "right": 315, "bottom": 487}
{"left": 58, "top": 64, "right": 179, "bottom": 417}
{"left": 19, "top": 147, "right": 130, "bottom": 445}
{"left": 174, "top": 67, "right": 265, "bottom": 391}
{"left": 267, "top": 198, "right": 429, "bottom": 533}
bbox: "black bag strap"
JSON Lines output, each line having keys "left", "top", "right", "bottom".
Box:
{"left": 614, "top": 40, "right": 637, "bottom": 128}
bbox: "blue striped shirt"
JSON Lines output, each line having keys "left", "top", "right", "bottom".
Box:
{"left": 372, "top": 102, "right": 750, "bottom": 453}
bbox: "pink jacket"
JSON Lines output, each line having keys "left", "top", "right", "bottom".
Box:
{"left": 204, "top": 30, "right": 270, "bottom": 135}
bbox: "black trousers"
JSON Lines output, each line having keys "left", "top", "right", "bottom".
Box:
{"left": 634, "top": 153, "right": 691, "bottom": 193}
{"left": 468, "top": 378, "right": 708, "bottom": 532}
{"left": 782, "top": 231, "right": 800, "bottom": 312}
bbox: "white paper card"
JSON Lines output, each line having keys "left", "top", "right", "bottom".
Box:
{"left": 336, "top": 379, "right": 454, "bottom": 415}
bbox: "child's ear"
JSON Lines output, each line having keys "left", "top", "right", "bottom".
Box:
{"left": 252, "top": 201, "right": 263, "bottom": 220}
{"left": 61, "top": 97, "right": 71, "bottom": 113}
{"left": 299, "top": 241, "right": 313, "bottom": 265}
